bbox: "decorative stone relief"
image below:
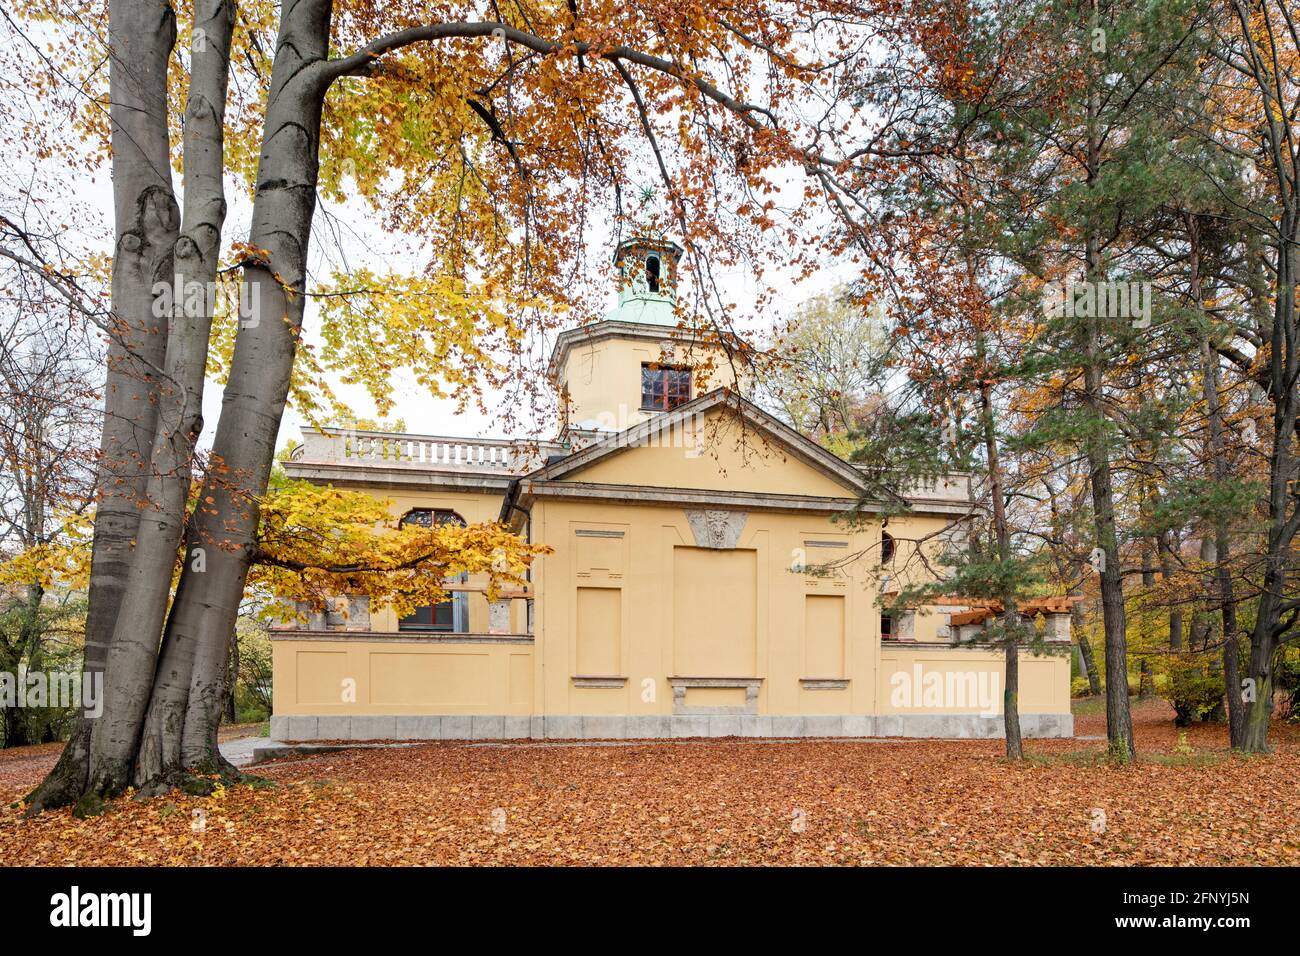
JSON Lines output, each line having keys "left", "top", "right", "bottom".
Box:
{"left": 324, "top": 595, "right": 370, "bottom": 630}
{"left": 685, "top": 509, "right": 747, "bottom": 549}
{"left": 668, "top": 677, "right": 762, "bottom": 715}
{"left": 893, "top": 609, "right": 916, "bottom": 641}
{"left": 799, "top": 678, "right": 851, "bottom": 690}
{"left": 571, "top": 676, "right": 627, "bottom": 689}
{"left": 1043, "top": 611, "right": 1072, "bottom": 642}
{"left": 488, "top": 599, "right": 512, "bottom": 635}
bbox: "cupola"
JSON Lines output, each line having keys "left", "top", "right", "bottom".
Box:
{"left": 549, "top": 235, "right": 744, "bottom": 436}
{"left": 609, "top": 236, "right": 684, "bottom": 326}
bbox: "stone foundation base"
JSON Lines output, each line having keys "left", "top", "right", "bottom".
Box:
{"left": 270, "top": 712, "right": 1073, "bottom": 742}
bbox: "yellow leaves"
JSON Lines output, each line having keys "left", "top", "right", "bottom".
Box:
{"left": 0, "top": 509, "right": 92, "bottom": 590}
{"left": 9, "top": 698, "right": 1300, "bottom": 865}
{"left": 250, "top": 476, "right": 550, "bottom": 620}
{"left": 290, "top": 269, "right": 528, "bottom": 427}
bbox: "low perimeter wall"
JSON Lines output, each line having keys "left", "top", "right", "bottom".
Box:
{"left": 271, "top": 634, "right": 1074, "bottom": 741}
{"left": 269, "top": 711, "right": 1074, "bottom": 741}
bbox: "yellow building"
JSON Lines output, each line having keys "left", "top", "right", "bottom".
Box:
{"left": 272, "top": 238, "right": 1073, "bottom": 741}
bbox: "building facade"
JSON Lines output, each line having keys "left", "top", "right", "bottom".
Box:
{"left": 271, "top": 238, "right": 1074, "bottom": 741}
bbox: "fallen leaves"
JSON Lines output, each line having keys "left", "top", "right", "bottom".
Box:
{"left": 1, "top": 700, "right": 1298, "bottom": 866}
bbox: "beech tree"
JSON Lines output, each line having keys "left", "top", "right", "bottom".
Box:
{"left": 0, "top": 0, "right": 882, "bottom": 810}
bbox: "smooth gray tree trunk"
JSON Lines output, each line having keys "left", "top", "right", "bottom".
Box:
{"left": 132, "top": 0, "right": 236, "bottom": 791}
{"left": 28, "top": 0, "right": 178, "bottom": 812}
{"left": 171, "top": 0, "right": 335, "bottom": 771}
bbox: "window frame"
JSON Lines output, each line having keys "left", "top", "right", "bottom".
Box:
{"left": 398, "top": 509, "right": 467, "bottom": 633}
{"left": 640, "top": 362, "right": 692, "bottom": 412}
{"left": 645, "top": 254, "right": 662, "bottom": 292}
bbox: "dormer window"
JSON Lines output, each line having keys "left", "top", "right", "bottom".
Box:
{"left": 641, "top": 363, "right": 691, "bottom": 411}
{"left": 646, "top": 255, "right": 661, "bottom": 292}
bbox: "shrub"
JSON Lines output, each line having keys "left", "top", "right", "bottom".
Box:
{"left": 1156, "top": 651, "right": 1225, "bottom": 726}
{"left": 1275, "top": 651, "right": 1300, "bottom": 722}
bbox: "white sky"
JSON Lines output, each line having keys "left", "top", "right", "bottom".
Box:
{"left": 64, "top": 129, "right": 854, "bottom": 453}
{"left": 204, "top": 174, "right": 850, "bottom": 449}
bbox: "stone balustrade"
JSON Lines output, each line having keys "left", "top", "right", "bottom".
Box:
{"left": 291, "top": 426, "right": 565, "bottom": 474}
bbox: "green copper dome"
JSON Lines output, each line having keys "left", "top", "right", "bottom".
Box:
{"left": 606, "top": 236, "right": 684, "bottom": 327}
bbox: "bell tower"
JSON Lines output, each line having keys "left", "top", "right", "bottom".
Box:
{"left": 548, "top": 235, "right": 746, "bottom": 439}
{"left": 611, "top": 236, "right": 683, "bottom": 326}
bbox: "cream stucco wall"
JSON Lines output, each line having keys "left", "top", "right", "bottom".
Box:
{"left": 530, "top": 497, "right": 882, "bottom": 716}
{"left": 272, "top": 337, "right": 1071, "bottom": 736}
{"left": 879, "top": 646, "right": 1071, "bottom": 715}
{"left": 272, "top": 489, "right": 1069, "bottom": 722}
{"left": 558, "top": 334, "right": 743, "bottom": 431}
{"left": 273, "top": 638, "right": 533, "bottom": 716}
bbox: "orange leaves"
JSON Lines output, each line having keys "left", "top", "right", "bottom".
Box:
{"left": 3, "top": 699, "right": 1300, "bottom": 865}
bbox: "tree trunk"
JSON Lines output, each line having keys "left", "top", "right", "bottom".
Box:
{"left": 1081, "top": 11, "right": 1135, "bottom": 759}
{"left": 27, "top": 0, "right": 178, "bottom": 812}
{"left": 1003, "top": 624, "right": 1023, "bottom": 760}
{"left": 1083, "top": 317, "right": 1134, "bottom": 759}
{"left": 1225, "top": 0, "right": 1300, "bottom": 753}
{"left": 1188, "top": 214, "right": 1246, "bottom": 746}
{"left": 1241, "top": 630, "right": 1276, "bottom": 752}
{"left": 1157, "top": 531, "right": 1183, "bottom": 651}
{"left": 1240, "top": 232, "right": 1297, "bottom": 752}
{"left": 1137, "top": 542, "right": 1154, "bottom": 699}
{"left": 131, "top": 0, "right": 235, "bottom": 792}
{"left": 978, "top": 377, "right": 1022, "bottom": 759}
{"left": 1071, "top": 584, "right": 1100, "bottom": 695}
{"left": 225, "top": 630, "right": 240, "bottom": 724}
{"left": 168, "top": 0, "right": 335, "bottom": 772}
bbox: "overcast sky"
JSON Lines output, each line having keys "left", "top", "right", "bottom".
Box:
{"left": 66, "top": 135, "right": 853, "bottom": 452}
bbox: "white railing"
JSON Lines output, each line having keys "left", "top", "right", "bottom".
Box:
{"left": 851, "top": 468, "right": 973, "bottom": 504}
{"left": 902, "top": 473, "right": 972, "bottom": 503}
{"left": 291, "top": 427, "right": 565, "bottom": 474}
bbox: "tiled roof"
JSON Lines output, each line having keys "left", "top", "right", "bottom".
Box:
{"left": 883, "top": 593, "right": 1079, "bottom": 618}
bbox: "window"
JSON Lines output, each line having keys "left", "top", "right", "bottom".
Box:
{"left": 399, "top": 509, "right": 467, "bottom": 632}
{"left": 646, "top": 255, "right": 661, "bottom": 292}
{"left": 881, "top": 614, "right": 894, "bottom": 639}
{"left": 880, "top": 531, "right": 895, "bottom": 564}
{"left": 641, "top": 363, "right": 691, "bottom": 411}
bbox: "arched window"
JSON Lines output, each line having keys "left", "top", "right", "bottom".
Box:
{"left": 880, "top": 531, "right": 895, "bottom": 564}
{"left": 645, "top": 254, "right": 661, "bottom": 292}
{"left": 399, "top": 509, "right": 468, "bottom": 632}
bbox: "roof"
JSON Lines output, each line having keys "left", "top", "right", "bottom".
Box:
{"left": 613, "top": 236, "right": 684, "bottom": 263}
{"left": 519, "top": 387, "right": 873, "bottom": 493}
{"left": 886, "top": 595, "right": 1082, "bottom": 626}
{"left": 500, "top": 388, "right": 974, "bottom": 524}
